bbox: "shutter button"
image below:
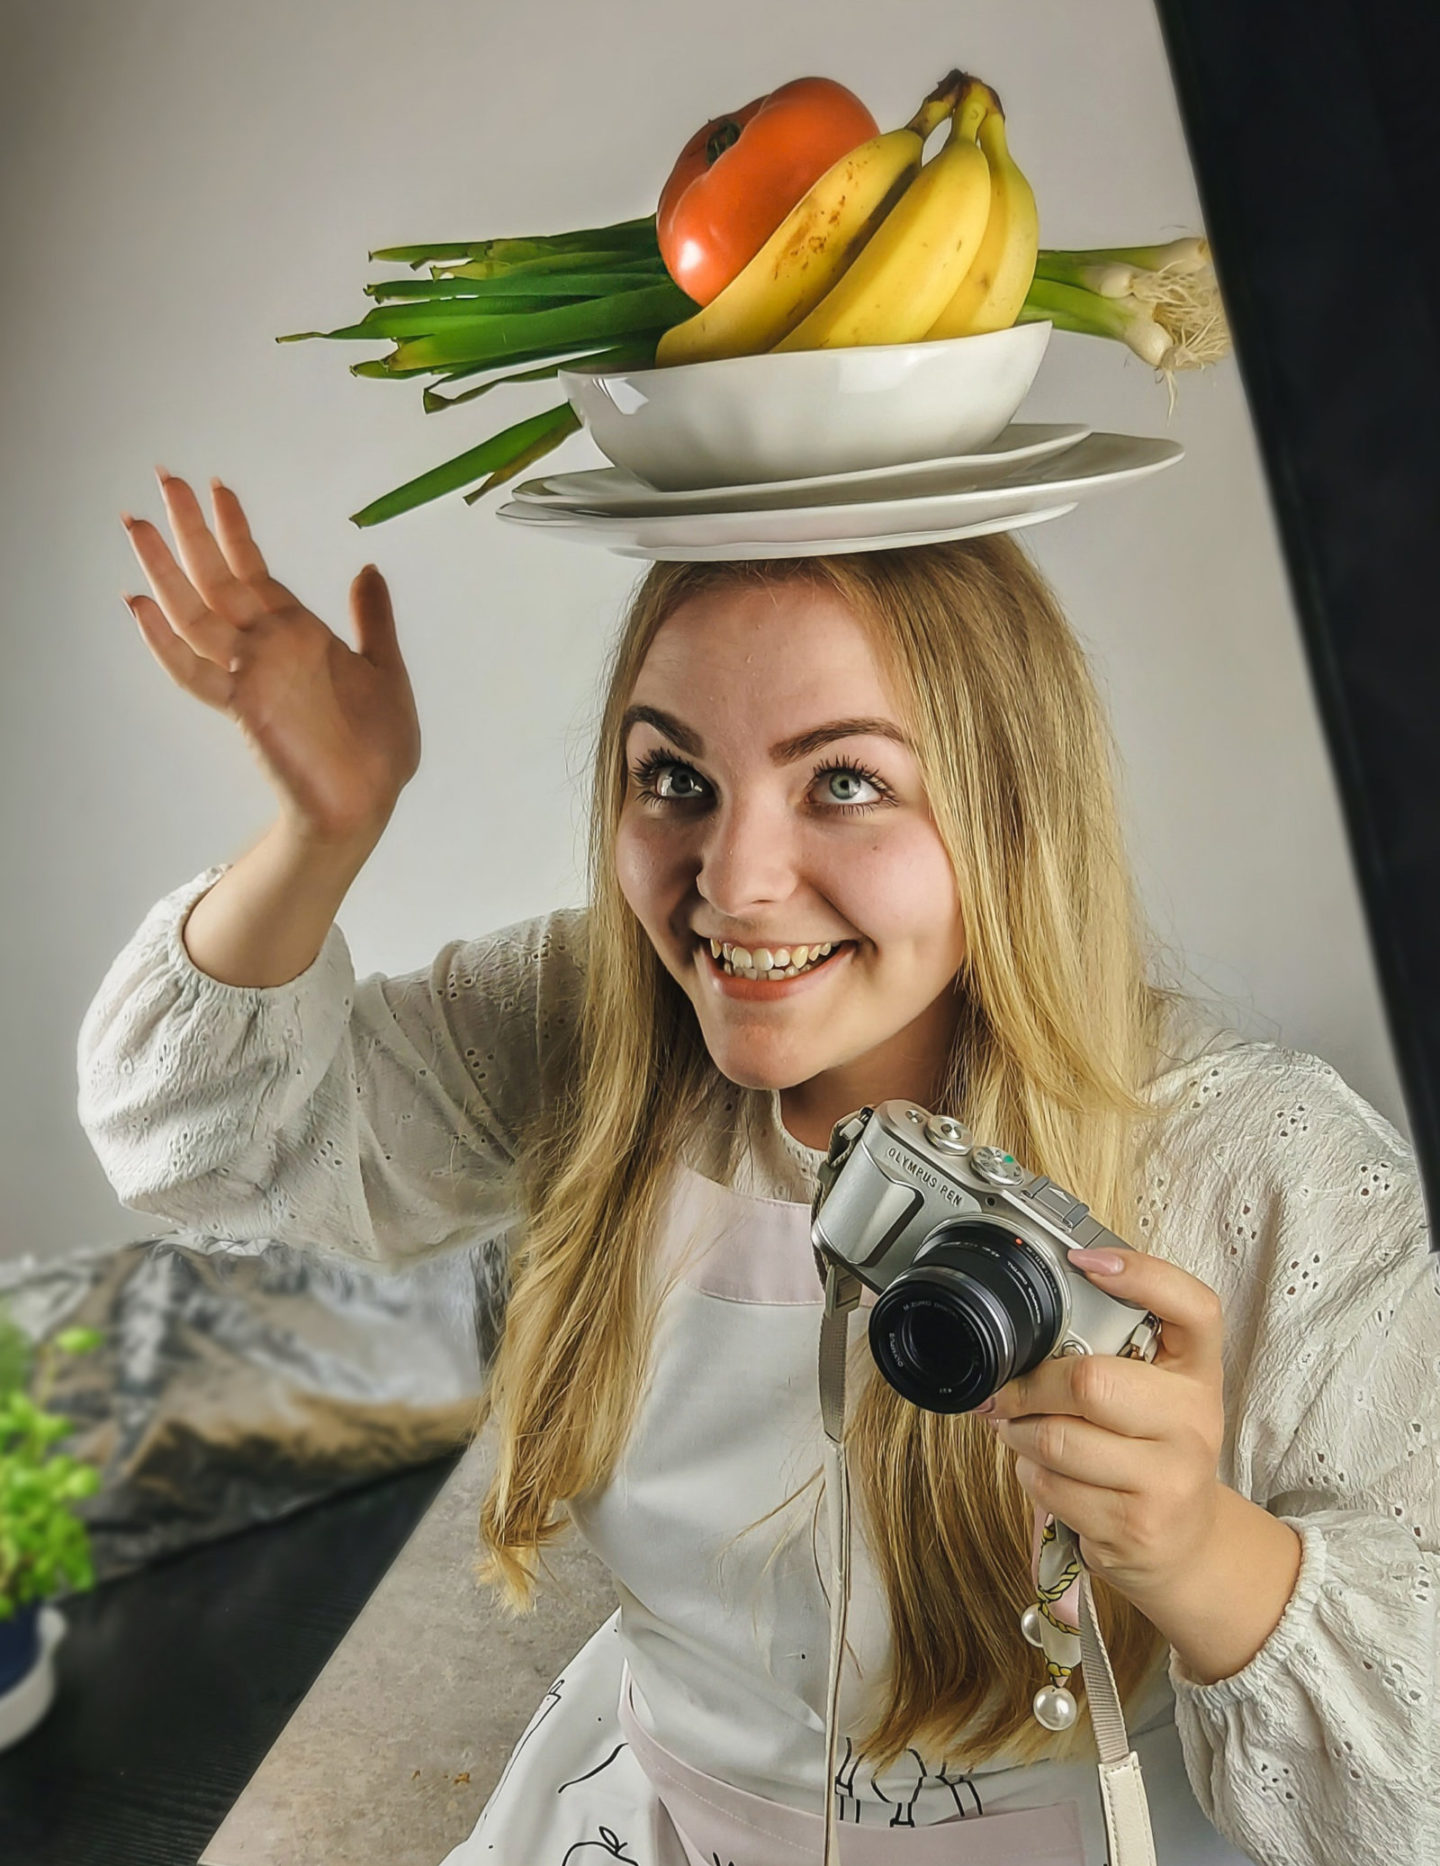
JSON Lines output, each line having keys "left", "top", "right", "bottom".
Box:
{"left": 924, "top": 1114, "right": 972, "bottom": 1155}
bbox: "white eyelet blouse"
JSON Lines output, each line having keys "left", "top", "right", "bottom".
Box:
{"left": 75, "top": 865, "right": 1440, "bottom": 1866}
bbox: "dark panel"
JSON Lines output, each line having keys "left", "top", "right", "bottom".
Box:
{"left": 1151, "top": 0, "right": 1440, "bottom": 1245}
{"left": 0, "top": 1456, "right": 460, "bottom": 1866}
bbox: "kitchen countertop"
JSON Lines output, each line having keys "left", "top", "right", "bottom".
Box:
{"left": 0, "top": 1455, "right": 460, "bottom": 1866}
{"left": 199, "top": 1433, "right": 617, "bottom": 1866}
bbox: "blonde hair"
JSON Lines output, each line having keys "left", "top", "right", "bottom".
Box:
{"left": 474, "top": 536, "right": 1187, "bottom": 1770}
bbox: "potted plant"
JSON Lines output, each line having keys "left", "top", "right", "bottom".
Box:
{"left": 0, "top": 1303, "right": 103, "bottom": 1749}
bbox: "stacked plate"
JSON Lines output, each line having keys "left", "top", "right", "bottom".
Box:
{"left": 497, "top": 425, "right": 1184, "bottom": 562}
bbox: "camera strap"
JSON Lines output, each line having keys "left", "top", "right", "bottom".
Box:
{"left": 818, "top": 1260, "right": 862, "bottom": 1866}
{"left": 816, "top": 1260, "right": 1157, "bottom": 1866}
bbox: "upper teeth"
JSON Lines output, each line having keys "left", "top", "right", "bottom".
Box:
{"left": 708, "top": 939, "right": 837, "bottom": 977}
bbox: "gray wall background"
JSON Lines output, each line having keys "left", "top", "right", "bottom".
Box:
{"left": 1, "top": 0, "right": 1404, "bottom": 1264}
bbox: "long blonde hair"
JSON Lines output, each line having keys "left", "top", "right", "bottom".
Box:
{"left": 475, "top": 535, "right": 1187, "bottom": 1769}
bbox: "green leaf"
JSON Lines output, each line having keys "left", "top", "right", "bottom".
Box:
{"left": 54, "top": 1328, "right": 103, "bottom": 1357}
{"left": 366, "top": 268, "right": 666, "bottom": 304}
{"left": 389, "top": 281, "right": 694, "bottom": 371}
{"left": 433, "top": 249, "right": 664, "bottom": 283}
{"left": 352, "top": 335, "right": 620, "bottom": 386}
{"left": 281, "top": 297, "right": 566, "bottom": 344}
{"left": 348, "top": 403, "right": 581, "bottom": 528}
{"left": 421, "top": 356, "right": 571, "bottom": 410}
{"left": 349, "top": 357, "right": 445, "bottom": 381}
{"left": 420, "top": 334, "right": 662, "bottom": 411}
{"left": 462, "top": 409, "right": 584, "bottom": 501}
{"left": 0, "top": 1309, "right": 31, "bottom": 1393}
{"left": 367, "top": 217, "right": 659, "bottom": 269}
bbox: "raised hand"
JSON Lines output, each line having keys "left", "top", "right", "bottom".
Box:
{"left": 121, "top": 469, "right": 421, "bottom": 846}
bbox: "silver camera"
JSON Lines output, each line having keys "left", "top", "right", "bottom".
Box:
{"left": 810, "top": 1101, "right": 1161, "bottom": 1413}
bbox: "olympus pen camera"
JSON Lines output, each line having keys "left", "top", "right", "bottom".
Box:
{"left": 811, "top": 1102, "right": 1161, "bottom": 1413}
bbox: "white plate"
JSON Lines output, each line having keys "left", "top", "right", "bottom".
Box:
{"left": 514, "top": 423, "right": 1092, "bottom": 514}
{"left": 497, "top": 433, "right": 1182, "bottom": 557}
{"left": 605, "top": 504, "right": 1081, "bottom": 562}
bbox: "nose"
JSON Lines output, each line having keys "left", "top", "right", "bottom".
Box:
{"left": 695, "top": 790, "right": 802, "bottom": 921}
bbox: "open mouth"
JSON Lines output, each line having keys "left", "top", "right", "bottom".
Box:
{"left": 698, "top": 937, "right": 852, "bottom": 983}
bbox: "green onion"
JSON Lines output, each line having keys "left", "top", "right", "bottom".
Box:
{"left": 385, "top": 280, "right": 694, "bottom": 371}
{"left": 348, "top": 334, "right": 629, "bottom": 383}
{"left": 464, "top": 406, "right": 586, "bottom": 499}
{"left": 367, "top": 217, "right": 660, "bottom": 269}
{"left": 348, "top": 403, "right": 582, "bottom": 527}
{"left": 423, "top": 357, "right": 573, "bottom": 410}
{"left": 434, "top": 249, "right": 665, "bottom": 283}
{"left": 1020, "top": 248, "right": 1229, "bottom": 414}
{"left": 1035, "top": 238, "right": 1211, "bottom": 295}
{"left": 1019, "top": 277, "right": 1170, "bottom": 366}
{"left": 421, "top": 335, "right": 667, "bottom": 411}
{"left": 365, "top": 267, "right": 665, "bottom": 303}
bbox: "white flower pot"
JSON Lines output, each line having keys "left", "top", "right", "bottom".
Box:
{"left": 0, "top": 1605, "right": 67, "bottom": 1750}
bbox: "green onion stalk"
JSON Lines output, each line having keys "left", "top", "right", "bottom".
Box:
{"left": 1019, "top": 237, "right": 1231, "bottom": 417}
{"left": 279, "top": 220, "right": 1228, "bottom": 526}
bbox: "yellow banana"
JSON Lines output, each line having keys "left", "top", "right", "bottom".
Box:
{"left": 655, "top": 74, "right": 966, "bottom": 368}
{"left": 925, "top": 94, "right": 1039, "bottom": 338}
{"left": 772, "top": 78, "right": 993, "bottom": 352}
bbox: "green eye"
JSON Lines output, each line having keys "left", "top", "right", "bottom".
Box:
{"left": 812, "top": 761, "right": 890, "bottom": 811}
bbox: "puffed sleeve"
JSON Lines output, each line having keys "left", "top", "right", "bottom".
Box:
{"left": 1136, "top": 1039, "right": 1440, "bottom": 1866}
{"left": 76, "top": 863, "right": 586, "bottom": 1272}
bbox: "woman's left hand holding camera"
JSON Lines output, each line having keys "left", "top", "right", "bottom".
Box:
{"left": 982, "top": 1248, "right": 1305, "bottom": 1685}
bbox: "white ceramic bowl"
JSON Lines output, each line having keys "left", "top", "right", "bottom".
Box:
{"left": 559, "top": 322, "right": 1052, "bottom": 492}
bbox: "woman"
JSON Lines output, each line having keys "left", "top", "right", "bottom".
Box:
{"left": 79, "top": 471, "right": 1437, "bottom": 1865}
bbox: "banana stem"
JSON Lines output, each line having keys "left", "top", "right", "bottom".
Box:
{"left": 905, "top": 68, "right": 969, "bottom": 138}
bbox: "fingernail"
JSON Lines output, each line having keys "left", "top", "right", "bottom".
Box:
{"left": 971, "top": 1397, "right": 996, "bottom": 1415}
{"left": 120, "top": 512, "right": 136, "bottom": 530}
{"left": 120, "top": 593, "right": 136, "bottom": 616}
{"left": 210, "top": 477, "right": 225, "bottom": 494}
{"left": 1068, "top": 1247, "right": 1125, "bottom": 1276}
{"left": 154, "top": 464, "right": 171, "bottom": 487}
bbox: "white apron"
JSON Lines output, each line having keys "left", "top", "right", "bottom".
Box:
{"left": 441, "top": 1161, "right": 1258, "bottom": 1865}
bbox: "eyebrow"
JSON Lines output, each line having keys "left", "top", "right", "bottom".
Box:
{"left": 620, "top": 704, "right": 913, "bottom": 765}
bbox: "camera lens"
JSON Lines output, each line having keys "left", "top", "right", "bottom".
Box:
{"left": 868, "top": 1219, "right": 1064, "bottom": 1413}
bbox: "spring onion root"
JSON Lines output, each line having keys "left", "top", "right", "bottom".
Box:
{"left": 1022, "top": 245, "right": 1230, "bottom": 415}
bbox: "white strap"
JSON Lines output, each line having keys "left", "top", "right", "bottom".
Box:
{"left": 1097, "top": 1750, "right": 1159, "bottom": 1866}
{"left": 815, "top": 1267, "right": 1158, "bottom": 1865}
{"left": 819, "top": 1263, "right": 860, "bottom": 1866}
{"left": 1080, "top": 1568, "right": 1158, "bottom": 1864}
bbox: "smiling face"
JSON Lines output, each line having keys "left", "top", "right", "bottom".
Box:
{"left": 612, "top": 578, "right": 969, "bottom": 1149}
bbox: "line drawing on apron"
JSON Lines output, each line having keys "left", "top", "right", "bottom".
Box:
{"left": 559, "top": 1744, "right": 631, "bottom": 1794}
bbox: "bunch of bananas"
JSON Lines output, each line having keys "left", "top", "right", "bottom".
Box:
{"left": 656, "top": 69, "right": 1039, "bottom": 367}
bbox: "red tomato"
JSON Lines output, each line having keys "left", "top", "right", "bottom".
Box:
{"left": 657, "top": 77, "right": 880, "bottom": 306}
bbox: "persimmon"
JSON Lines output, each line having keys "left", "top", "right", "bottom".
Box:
{"left": 657, "top": 77, "right": 879, "bottom": 306}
